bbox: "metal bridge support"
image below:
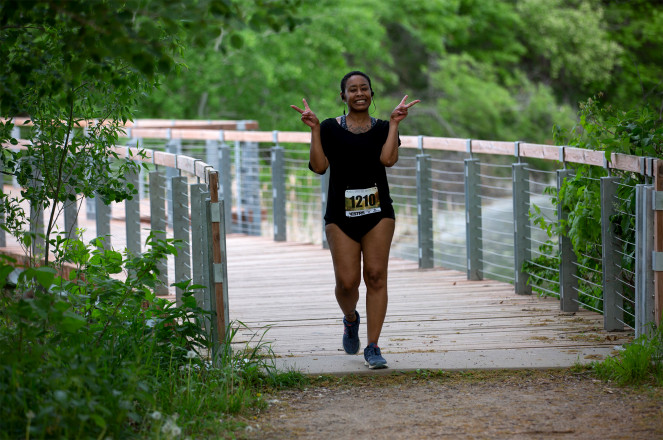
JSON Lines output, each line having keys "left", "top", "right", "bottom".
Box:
{"left": 464, "top": 158, "right": 483, "bottom": 280}
{"left": 95, "top": 192, "right": 111, "bottom": 250}
{"left": 125, "top": 160, "right": 142, "bottom": 257}
{"left": 557, "top": 169, "right": 578, "bottom": 312}
{"left": 190, "top": 183, "right": 211, "bottom": 332}
{"left": 635, "top": 184, "right": 655, "bottom": 337}
{"left": 219, "top": 140, "right": 233, "bottom": 234}
{"left": 512, "top": 162, "right": 531, "bottom": 295}
{"left": 166, "top": 138, "right": 182, "bottom": 228}
{"left": 172, "top": 176, "right": 191, "bottom": 306}
{"left": 63, "top": 184, "right": 77, "bottom": 242}
{"left": 29, "top": 179, "right": 44, "bottom": 258}
{"left": 272, "top": 143, "right": 286, "bottom": 242}
{"left": 417, "top": 153, "right": 434, "bottom": 268}
{"left": 149, "top": 170, "right": 168, "bottom": 296}
{"left": 601, "top": 176, "right": 622, "bottom": 331}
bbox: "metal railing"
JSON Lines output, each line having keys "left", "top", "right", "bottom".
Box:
{"left": 4, "top": 118, "right": 661, "bottom": 338}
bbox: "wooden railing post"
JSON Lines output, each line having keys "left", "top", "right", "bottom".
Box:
{"left": 417, "top": 150, "right": 433, "bottom": 268}
{"left": 601, "top": 176, "right": 622, "bottom": 330}
{"left": 207, "top": 171, "right": 229, "bottom": 347}
{"left": 464, "top": 156, "right": 483, "bottom": 280}
{"left": 149, "top": 169, "right": 168, "bottom": 296}
{"left": 512, "top": 161, "right": 531, "bottom": 295}
{"left": 635, "top": 184, "right": 655, "bottom": 337}
{"left": 655, "top": 159, "right": 663, "bottom": 327}
{"left": 272, "top": 132, "right": 286, "bottom": 242}
{"left": 557, "top": 169, "right": 578, "bottom": 312}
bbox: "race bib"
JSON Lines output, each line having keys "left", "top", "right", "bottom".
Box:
{"left": 345, "top": 186, "right": 381, "bottom": 217}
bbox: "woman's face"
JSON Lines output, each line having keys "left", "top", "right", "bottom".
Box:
{"left": 342, "top": 75, "right": 372, "bottom": 113}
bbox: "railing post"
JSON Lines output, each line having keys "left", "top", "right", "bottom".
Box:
{"left": 218, "top": 133, "right": 233, "bottom": 234}
{"left": 654, "top": 159, "right": 663, "bottom": 327}
{"left": 321, "top": 170, "right": 329, "bottom": 249}
{"left": 95, "top": 193, "right": 111, "bottom": 250}
{"left": 464, "top": 157, "right": 482, "bottom": 280}
{"left": 125, "top": 146, "right": 142, "bottom": 257}
{"left": 635, "top": 184, "right": 655, "bottom": 337}
{"left": 208, "top": 171, "right": 229, "bottom": 350}
{"left": 166, "top": 136, "right": 181, "bottom": 228}
{"left": 557, "top": 169, "right": 578, "bottom": 312}
{"left": 172, "top": 176, "right": 191, "bottom": 306}
{"left": 512, "top": 162, "right": 531, "bottom": 294}
{"left": 417, "top": 152, "right": 433, "bottom": 268}
{"left": 149, "top": 170, "right": 168, "bottom": 296}
{"left": 272, "top": 136, "right": 286, "bottom": 242}
{"left": 29, "top": 178, "right": 44, "bottom": 259}
{"left": 63, "top": 184, "right": 77, "bottom": 242}
{"left": 190, "top": 183, "right": 210, "bottom": 325}
{"left": 601, "top": 176, "right": 622, "bottom": 330}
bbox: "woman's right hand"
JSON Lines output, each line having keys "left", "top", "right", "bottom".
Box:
{"left": 290, "top": 99, "right": 320, "bottom": 129}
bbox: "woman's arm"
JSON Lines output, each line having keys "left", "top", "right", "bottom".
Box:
{"left": 381, "top": 95, "right": 420, "bottom": 167}
{"left": 291, "top": 99, "right": 328, "bottom": 174}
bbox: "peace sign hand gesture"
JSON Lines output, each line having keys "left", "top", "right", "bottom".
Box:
{"left": 291, "top": 99, "right": 320, "bottom": 129}
{"left": 390, "top": 95, "right": 420, "bottom": 123}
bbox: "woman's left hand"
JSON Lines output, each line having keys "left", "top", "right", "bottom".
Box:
{"left": 390, "top": 95, "right": 420, "bottom": 123}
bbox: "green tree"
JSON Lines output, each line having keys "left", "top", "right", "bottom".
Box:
{"left": 0, "top": 0, "right": 301, "bottom": 265}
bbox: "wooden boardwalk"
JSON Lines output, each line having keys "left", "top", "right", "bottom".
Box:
{"left": 0, "top": 187, "right": 633, "bottom": 366}
{"left": 224, "top": 235, "right": 633, "bottom": 360}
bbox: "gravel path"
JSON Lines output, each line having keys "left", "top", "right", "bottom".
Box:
{"left": 244, "top": 370, "right": 663, "bottom": 439}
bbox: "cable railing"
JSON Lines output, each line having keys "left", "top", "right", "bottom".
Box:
{"left": 3, "top": 117, "right": 660, "bottom": 338}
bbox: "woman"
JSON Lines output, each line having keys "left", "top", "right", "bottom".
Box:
{"left": 291, "top": 71, "right": 419, "bottom": 369}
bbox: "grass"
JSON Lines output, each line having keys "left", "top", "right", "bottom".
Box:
{"left": 0, "top": 239, "right": 309, "bottom": 440}
{"left": 592, "top": 326, "right": 663, "bottom": 386}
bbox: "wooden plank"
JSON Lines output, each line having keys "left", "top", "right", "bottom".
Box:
{"left": 423, "top": 137, "right": 468, "bottom": 152}
{"left": 177, "top": 155, "right": 198, "bottom": 175}
{"left": 152, "top": 151, "right": 176, "bottom": 168}
{"left": 520, "top": 143, "right": 560, "bottom": 161}
{"left": 195, "top": 160, "right": 213, "bottom": 181}
{"left": 223, "top": 130, "right": 274, "bottom": 143}
{"left": 471, "top": 139, "right": 513, "bottom": 155}
{"left": 277, "top": 131, "right": 310, "bottom": 144}
{"left": 563, "top": 147, "right": 604, "bottom": 167}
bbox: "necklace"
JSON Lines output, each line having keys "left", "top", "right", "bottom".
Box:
{"left": 345, "top": 115, "right": 373, "bottom": 134}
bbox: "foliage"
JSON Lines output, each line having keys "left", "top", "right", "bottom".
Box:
{"left": 0, "top": 0, "right": 302, "bottom": 267}
{"left": 593, "top": 326, "right": 663, "bottom": 386}
{"left": 0, "top": 236, "right": 306, "bottom": 439}
{"left": 525, "top": 97, "right": 661, "bottom": 323}
{"left": 138, "top": 0, "right": 663, "bottom": 144}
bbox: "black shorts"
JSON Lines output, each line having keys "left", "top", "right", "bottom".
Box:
{"left": 325, "top": 204, "right": 395, "bottom": 243}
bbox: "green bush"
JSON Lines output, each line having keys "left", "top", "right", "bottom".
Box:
{"left": 0, "top": 235, "right": 306, "bottom": 439}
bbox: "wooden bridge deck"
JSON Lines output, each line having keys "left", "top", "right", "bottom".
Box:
{"left": 0, "top": 188, "right": 633, "bottom": 365}
{"left": 223, "top": 235, "right": 633, "bottom": 360}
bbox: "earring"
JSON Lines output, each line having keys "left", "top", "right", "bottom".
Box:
{"left": 370, "top": 99, "right": 376, "bottom": 115}
{"left": 343, "top": 102, "right": 347, "bottom": 115}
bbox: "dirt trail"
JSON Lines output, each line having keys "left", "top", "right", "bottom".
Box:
{"left": 244, "top": 370, "right": 663, "bottom": 440}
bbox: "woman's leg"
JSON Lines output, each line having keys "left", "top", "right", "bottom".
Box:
{"left": 361, "top": 218, "right": 395, "bottom": 345}
{"left": 325, "top": 223, "right": 362, "bottom": 317}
